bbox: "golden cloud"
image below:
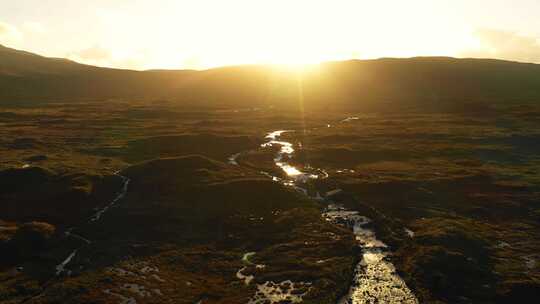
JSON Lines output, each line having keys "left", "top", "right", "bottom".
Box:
{"left": 462, "top": 29, "right": 540, "bottom": 64}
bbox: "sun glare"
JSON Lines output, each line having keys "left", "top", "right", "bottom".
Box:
{"left": 79, "top": 0, "right": 482, "bottom": 69}
{"left": 153, "top": 0, "right": 481, "bottom": 69}
{"left": 5, "top": 0, "right": 523, "bottom": 70}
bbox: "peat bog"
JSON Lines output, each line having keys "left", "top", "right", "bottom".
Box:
{"left": 1, "top": 101, "right": 539, "bottom": 303}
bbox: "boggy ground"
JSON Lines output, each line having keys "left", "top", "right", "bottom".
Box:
{"left": 264, "top": 106, "right": 540, "bottom": 303}
{"left": 3, "top": 156, "right": 356, "bottom": 304}
{"left": 0, "top": 103, "right": 358, "bottom": 303}
{"left": 0, "top": 101, "right": 539, "bottom": 303}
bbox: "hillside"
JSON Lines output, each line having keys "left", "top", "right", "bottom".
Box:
{"left": 0, "top": 44, "right": 194, "bottom": 103}
{"left": 1, "top": 44, "right": 540, "bottom": 109}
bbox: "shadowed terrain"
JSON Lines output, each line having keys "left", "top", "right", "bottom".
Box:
{"left": 2, "top": 44, "right": 540, "bottom": 110}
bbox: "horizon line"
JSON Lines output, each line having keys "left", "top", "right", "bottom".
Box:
{"left": 2, "top": 43, "right": 539, "bottom": 73}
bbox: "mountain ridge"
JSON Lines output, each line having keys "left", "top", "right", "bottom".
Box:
{"left": 1, "top": 44, "right": 540, "bottom": 108}
{"left": 3, "top": 43, "right": 539, "bottom": 72}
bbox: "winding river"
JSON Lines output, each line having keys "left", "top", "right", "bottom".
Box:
{"left": 260, "top": 129, "right": 418, "bottom": 304}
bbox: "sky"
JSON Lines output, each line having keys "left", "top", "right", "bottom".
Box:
{"left": 1, "top": 0, "right": 540, "bottom": 70}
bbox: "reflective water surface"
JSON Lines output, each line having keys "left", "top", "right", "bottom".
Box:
{"left": 236, "top": 251, "right": 311, "bottom": 304}
{"left": 261, "top": 129, "right": 418, "bottom": 304}
{"left": 324, "top": 205, "right": 418, "bottom": 304}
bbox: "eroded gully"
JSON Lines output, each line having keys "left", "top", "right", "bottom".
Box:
{"left": 55, "top": 173, "right": 130, "bottom": 276}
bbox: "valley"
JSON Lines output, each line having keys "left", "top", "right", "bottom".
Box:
{"left": 1, "top": 101, "right": 539, "bottom": 303}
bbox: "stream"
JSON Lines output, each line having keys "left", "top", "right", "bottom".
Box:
{"left": 50, "top": 124, "right": 417, "bottom": 303}
{"left": 55, "top": 173, "right": 130, "bottom": 276}
{"left": 259, "top": 129, "right": 418, "bottom": 304}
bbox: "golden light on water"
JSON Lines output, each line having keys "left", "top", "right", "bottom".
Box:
{"left": 277, "top": 163, "right": 303, "bottom": 177}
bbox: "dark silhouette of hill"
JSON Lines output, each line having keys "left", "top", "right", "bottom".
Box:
{"left": 1, "top": 44, "right": 540, "bottom": 109}
{"left": 186, "top": 57, "right": 540, "bottom": 110}
{"left": 0, "top": 44, "right": 195, "bottom": 103}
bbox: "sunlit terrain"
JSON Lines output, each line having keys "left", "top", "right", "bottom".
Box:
{"left": 2, "top": 1, "right": 540, "bottom": 303}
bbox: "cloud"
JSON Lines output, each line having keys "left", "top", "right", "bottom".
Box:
{"left": 67, "top": 45, "right": 147, "bottom": 70}
{"left": 67, "top": 45, "right": 116, "bottom": 68}
{"left": 461, "top": 29, "right": 540, "bottom": 63}
{"left": 70, "top": 45, "right": 111, "bottom": 62}
{"left": 0, "top": 21, "right": 23, "bottom": 46}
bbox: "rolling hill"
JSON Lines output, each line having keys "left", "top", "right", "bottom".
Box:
{"left": 1, "top": 44, "right": 540, "bottom": 110}
{"left": 0, "top": 44, "right": 194, "bottom": 103}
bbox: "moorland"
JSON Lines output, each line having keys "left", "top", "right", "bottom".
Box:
{"left": 1, "top": 44, "right": 539, "bottom": 303}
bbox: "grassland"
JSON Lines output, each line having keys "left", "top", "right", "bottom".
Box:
{"left": 0, "top": 101, "right": 539, "bottom": 303}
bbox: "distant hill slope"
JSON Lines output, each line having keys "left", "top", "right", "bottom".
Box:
{"left": 0, "top": 44, "right": 194, "bottom": 103}
{"left": 1, "top": 44, "right": 540, "bottom": 109}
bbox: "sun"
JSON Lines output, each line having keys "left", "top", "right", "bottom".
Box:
{"left": 66, "top": 0, "right": 482, "bottom": 70}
